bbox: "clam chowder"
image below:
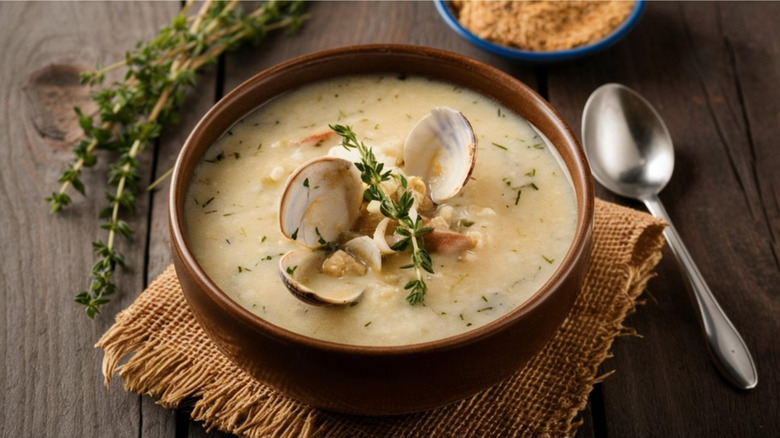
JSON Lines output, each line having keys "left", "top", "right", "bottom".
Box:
{"left": 184, "top": 75, "right": 577, "bottom": 346}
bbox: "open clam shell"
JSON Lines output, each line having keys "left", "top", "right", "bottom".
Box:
{"left": 278, "top": 156, "right": 364, "bottom": 248}
{"left": 279, "top": 249, "right": 366, "bottom": 306}
{"left": 403, "top": 107, "right": 477, "bottom": 203}
{"left": 343, "top": 235, "right": 382, "bottom": 272}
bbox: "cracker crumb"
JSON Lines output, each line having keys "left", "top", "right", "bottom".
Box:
{"left": 452, "top": 1, "right": 635, "bottom": 52}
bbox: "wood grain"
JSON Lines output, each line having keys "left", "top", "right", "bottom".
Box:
{"left": 142, "top": 28, "right": 224, "bottom": 438}
{"left": 0, "top": 2, "right": 177, "bottom": 437}
{"left": 549, "top": 1, "right": 780, "bottom": 436}
{"left": 223, "top": 1, "right": 538, "bottom": 95}
{"left": 1, "top": 1, "right": 778, "bottom": 437}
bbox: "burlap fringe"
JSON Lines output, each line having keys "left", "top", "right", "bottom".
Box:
{"left": 96, "top": 201, "right": 667, "bottom": 438}
{"left": 558, "top": 212, "right": 666, "bottom": 436}
{"left": 96, "top": 285, "right": 317, "bottom": 438}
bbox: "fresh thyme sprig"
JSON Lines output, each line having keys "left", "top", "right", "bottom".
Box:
{"left": 330, "top": 124, "right": 434, "bottom": 305}
{"left": 47, "top": 0, "right": 308, "bottom": 318}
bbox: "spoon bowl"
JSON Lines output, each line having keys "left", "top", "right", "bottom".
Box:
{"left": 582, "top": 83, "right": 758, "bottom": 390}
{"left": 582, "top": 84, "right": 674, "bottom": 201}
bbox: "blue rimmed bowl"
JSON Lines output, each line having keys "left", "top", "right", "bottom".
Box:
{"left": 434, "top": 0, "right": 645, "bottom": 63}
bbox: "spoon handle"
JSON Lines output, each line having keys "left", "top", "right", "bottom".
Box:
{"left": 642, "top": 195, "right": 757, "bottom": 389}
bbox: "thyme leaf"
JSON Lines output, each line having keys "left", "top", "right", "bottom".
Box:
{"left": 330, "top": 124, "right": 434, "bottom": 305}
{"left": 47, "top": 1, "right": 308, "bottom": 318}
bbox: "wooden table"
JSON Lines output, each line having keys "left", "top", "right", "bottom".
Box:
{"left": 2, "top": 2, "right": 778, "bottom": 436}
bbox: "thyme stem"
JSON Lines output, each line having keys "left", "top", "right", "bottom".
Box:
{"left": 54, "top": 1, "right": 308, "bottom": 317}
{"left": 330, "top": 124, "right": 433, "bottom": 305}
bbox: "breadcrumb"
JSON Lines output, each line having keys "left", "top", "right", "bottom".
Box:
{"left": 452, "top": 1, "right": 635, "bottom": 52}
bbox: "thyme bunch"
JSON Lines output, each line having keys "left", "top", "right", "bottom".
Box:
{"left": 46, "top": 0, "right": 308, "bottom": 318}
{"left": 330, "top": 125, "right": 434, "bottom": 305}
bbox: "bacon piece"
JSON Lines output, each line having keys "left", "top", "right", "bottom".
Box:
{"left": 423, "top": 228, "right": 476, "bottom": 254}
{"left": 297, "top": 131, "right": 334, "bottom": 146}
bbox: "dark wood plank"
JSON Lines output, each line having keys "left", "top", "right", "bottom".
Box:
{"left": 0, "top": 2, "right": 178, "bottom": 437}
{"left": 548, "top": 1, "right": 780, "bottom": 436}
{"left": 141, "top": 31, "right": 225, "bottom": 438}
{"left": 719, "top": 1, "right": 780, "bottom": 284}
{"left": 5, "top": 1, "right": 778, "bottom": 437}
{"left": 222, "top": 1, "right": 538, "bottom": 96}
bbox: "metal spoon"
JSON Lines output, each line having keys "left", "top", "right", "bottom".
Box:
{"left": 581, "top": 83, "right": 758, "bottom": 390}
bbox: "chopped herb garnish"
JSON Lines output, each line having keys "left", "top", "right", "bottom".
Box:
{"left": 261, "top": 235, "right": 267, "bottom": 242}
{"left": 303, "top": 178, "right": 309, "bottom": 188}
{"left": 364, "top": 321, "right": 372, "bottom": 327}
{"left": 205, "top": 152, "right": 225, "bottom": 163}
{"left": 525, "top": 169, "right": 536, "bottom": 177}
{"left": 291, "top": 228, "right": 299, "bottom": 240}
{"left": 202, "top": 196, "right": 215, "bottom": 208}
{"left": 458, "top": 219, "right": 475, "bottom": 228}
{"left": 286, "top": 265, "right": 298, "bottom": 276}
{"left": 513, "top": 182, "right": 538, "bottom": 205}
{"left": 477, "top": 307, "right": 493, "bottom": 312}
{"left": 542, "top": 255, "right": 555, "bottom": 264}
{"left": 315, "top": 227, "right": 327, "bottom": 245}
{"left": 491, "top": 142, "right": 508, "bottom": 150}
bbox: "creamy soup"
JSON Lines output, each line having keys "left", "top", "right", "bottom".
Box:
{"left": 184, "top": 75, "right": 577, "bottom": 346}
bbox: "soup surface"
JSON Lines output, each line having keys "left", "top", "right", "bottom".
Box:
{"left": 184, "top": 74, "right": 577, "bottom": 346}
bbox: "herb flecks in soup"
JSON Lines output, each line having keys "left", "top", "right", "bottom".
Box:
{"left": 184, "top": 75, "right": 577, "bottom": 346}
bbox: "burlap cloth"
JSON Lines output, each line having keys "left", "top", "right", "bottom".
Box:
{"left": 97, "top": 199, "right": 666, "bottom": 437}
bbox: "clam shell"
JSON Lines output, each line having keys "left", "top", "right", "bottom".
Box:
{"left": 279, "top": 249, "right": 364, "bottom": 306}
{"left": 278, "top": 156, "right": 364, "bottom": 248}
{"left": 344, "top": 235, "right": 382, "bottom": 272}
{"left": 403, "top": 107, "right": 477, "bottom": 203}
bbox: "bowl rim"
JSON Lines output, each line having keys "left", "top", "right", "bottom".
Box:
{"left": 434, "top": 0, "right": 646, "bottom": 62}
{"left": 169, "top": 44, "right": 594, "bottom": 356}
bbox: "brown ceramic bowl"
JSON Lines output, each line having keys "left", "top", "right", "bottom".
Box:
{"left": 169, "top": 44, "right": 594, "bottom": 416}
